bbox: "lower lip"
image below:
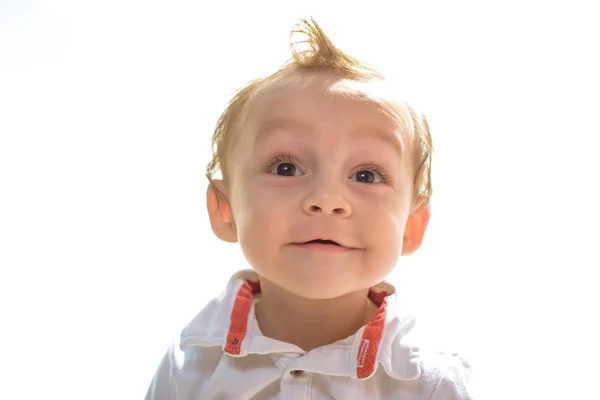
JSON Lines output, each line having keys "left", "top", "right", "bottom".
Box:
{"left": 293, "top": 243, "right": 353, "bottom": 253}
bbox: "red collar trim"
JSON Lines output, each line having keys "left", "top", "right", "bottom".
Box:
{"left": 224, "top": 279, "right": 389, "bottom": 378}
{"left": 224, "top": 280, "right": 261, "bottom": 355}
{"left": 357, "top": 290, "right": 389, "bottom": 378}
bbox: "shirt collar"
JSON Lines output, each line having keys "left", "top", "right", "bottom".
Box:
{"left": 180, "top": 269, "right": 422, "bottom": 381}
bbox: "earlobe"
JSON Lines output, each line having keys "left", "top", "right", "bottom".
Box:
{"left": 206, "top": 180, "right": 238, "bottom": 243}
{"left": 401, "top": 203, "right": 431, "bottom": 256}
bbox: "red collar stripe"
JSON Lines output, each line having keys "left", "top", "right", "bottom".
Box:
{"left": 224, "top": 280, "right": 261, "bottom": 354}
{"left": 357, "top": 290, "right": 389, "bottom": 378}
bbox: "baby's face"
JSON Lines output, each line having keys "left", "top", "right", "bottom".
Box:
{"left": 226, "top": 71, "right": 418, "bottom": 299}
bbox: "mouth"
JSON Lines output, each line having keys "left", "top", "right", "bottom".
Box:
{"left": 305, "top": 239, "right": 342, "bottom": 246}
{"left": 293, "top": 239, "right": 353, "bottom": 253}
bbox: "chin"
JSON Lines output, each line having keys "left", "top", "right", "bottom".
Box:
{"left": 252, "top": 258, "right": 381, "bottom": 299}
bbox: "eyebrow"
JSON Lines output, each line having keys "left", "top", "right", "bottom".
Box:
{"left": 351, "top": 126, "right": 404, "bottom": 155}
{"left": 254, "top": 118, "right": 314, "bottom": 144}
{"left": 255, "top": 118, "right": 404, "bottom": 155}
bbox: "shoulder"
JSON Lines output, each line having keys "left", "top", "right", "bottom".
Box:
{"left": 416, "top": 350, "right": 474, "bottom": 400}
{"left": 146, "top": 338, "right": 226, "bottom": 400}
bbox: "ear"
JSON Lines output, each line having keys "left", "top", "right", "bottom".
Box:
{"left": 401, "top": 202, "right": 431, "bottom": 256}
{"left": 206, "top": 180, "right": 238, "bottom": 243}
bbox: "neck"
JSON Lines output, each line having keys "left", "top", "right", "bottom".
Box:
{"left": 254, "top": 278, "right": 379, "bottom": 352}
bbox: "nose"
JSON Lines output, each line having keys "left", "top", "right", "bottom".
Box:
{"left": 301, "top": 180, "right": 352, "bottom": 218}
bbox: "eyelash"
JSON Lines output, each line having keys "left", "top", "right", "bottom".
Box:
{"left": 354, "top": 164, "right": 391, "bottom": 184}
{"left": 264, "top": 153, "right": 391, "bottom": 184}
{"left": 264, "top": 152, "right": 298, "bottom": 173}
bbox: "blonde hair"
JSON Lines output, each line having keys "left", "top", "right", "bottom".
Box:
{"left": 205, "top": 18, "right": 433, "bottom": 207}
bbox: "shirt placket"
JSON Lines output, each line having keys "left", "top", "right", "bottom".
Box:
{"left": 280, "top": 368, "right": 312, "bottom": 399}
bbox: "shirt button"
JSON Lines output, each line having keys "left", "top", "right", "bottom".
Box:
{"left": 290, "top": 370, "right": 304, "bottom": 377}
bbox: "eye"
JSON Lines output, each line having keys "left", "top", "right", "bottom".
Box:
{"left": 352, "top": 170, "right": 380, "bottom": 183}
{"left": 266, "top": 154, "right": 304, "bottom": 177}
{"left": 272, "top": 162, "right": 300, "bottom": 176}
{"left": 351, "top": 165, "right": 389, "bottom": 184}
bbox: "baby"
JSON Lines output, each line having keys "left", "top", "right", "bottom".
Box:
{"left": 146, "top": 18, "right": 472, "bottom": 399}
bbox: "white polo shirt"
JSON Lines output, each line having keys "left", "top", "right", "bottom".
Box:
{"left": 146, "top": 270, "right": 473, "bottom": 399}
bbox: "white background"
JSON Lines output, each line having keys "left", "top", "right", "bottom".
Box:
{"left": 1, "top": 0, "right": 599, "bottom": 398}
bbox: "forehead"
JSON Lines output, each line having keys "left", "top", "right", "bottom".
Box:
{"left": 243, "top": 71, "right": 414, "bottom": 146}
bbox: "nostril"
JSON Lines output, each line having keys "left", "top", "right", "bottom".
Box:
{"left": 333, "top": 207, "right": 346, "bottom": 214}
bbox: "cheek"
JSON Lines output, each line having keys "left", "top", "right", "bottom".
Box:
{"left": 372, "top": 213, "right": 404, "bottom": 252}
{"left": 232, "top": 184, "right": 291, "bottom": 262}
{"left": 362, "top": 195, "right": 408, "bottom": 255}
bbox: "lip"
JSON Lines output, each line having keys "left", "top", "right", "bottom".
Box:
{"left": 292, "top": 242, "right": 354, "bottom": 253}
{"left": 291, "top": 237, "right": 357, "bottom": 253}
